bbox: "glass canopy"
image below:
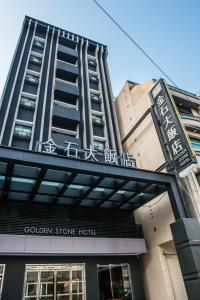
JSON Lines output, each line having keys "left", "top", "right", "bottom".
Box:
{"left": 0, "top": 159, "right": 166, "bottom": 210}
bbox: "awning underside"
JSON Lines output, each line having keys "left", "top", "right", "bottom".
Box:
{"left": 0, "top": 160, "right": 167, "bottom": 210}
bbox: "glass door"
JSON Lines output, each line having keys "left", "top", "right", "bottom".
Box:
{"left": 23, "top": 264, "right": 85, "bottom": 300}
{"left": 97, "top": 264, "right": 133, "bottom": 300}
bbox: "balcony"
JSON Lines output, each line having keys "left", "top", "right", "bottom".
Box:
{"left": 56, "top": 60, "right": 79, "bottom": 83}
{"left": 13, "top": 125, "right": 32, "bottom": 141}
{"left": 57, "top": 44, "right": 78, "bottom": 65}
{"left": 181, "top": 114, "right": 200, "bottom": 132}
{"left": 52, "top": 130, "right": 80, "bottom": 148}
{"left": 170, "top": 86, "right": 200, "bottom": 109}
{"left": 59, "top": 36, "right": 77, "bottom": 50}
{"left": 54, "top": 79, "right": 79, "bottom": 105}
{"left": 92, "top": 116, "right": 104, "bottom": 127}
{"left": 53, "top": 103, "right": 80, "bottom": 126}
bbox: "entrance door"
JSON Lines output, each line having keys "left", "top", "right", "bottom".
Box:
{"left": 23, "top": 264, "right": 85, "bottom": 300}
{"left": 97, "top": 264, "right": 133, "bottom": 300}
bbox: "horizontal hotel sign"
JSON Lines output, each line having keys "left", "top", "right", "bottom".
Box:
{"left": 150, "top": 79, "right": 197, "bottom": 176}
{"left": 0, "top": 202, "right": 142, "bottom": 239}
{"left": 24, "top": 226, "right": 96, "bottom": 237}
{"left": 36, "top": 139, "right": 136, "bottom": 168}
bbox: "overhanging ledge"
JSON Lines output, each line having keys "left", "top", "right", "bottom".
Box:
{"left": 0, "top": 145, "right": 188, "bottom": 219}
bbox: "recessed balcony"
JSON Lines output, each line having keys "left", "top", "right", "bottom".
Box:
{"left": 56, "top": 60, "right": 79, "bottom": 83}
{"left": 57, "top": 44, "right": 78, "bottom": 65}
{"left": 53, "top": 103, "right": 80, "bottom": 126}
{"left": 54, "top": 79, "right": 79, "bottom": 105}
{"left": 59, "top": 36, "right": 77, "bottom": 50}
{"left": 181, "top": 114, "right": 200, "bottom": 131}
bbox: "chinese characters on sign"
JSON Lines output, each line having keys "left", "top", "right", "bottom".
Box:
{"left": 36, "top": 139, "right": 136, "bottom": 168}
{"left": 150, "top": 79, "right": 196, "bottom": 175}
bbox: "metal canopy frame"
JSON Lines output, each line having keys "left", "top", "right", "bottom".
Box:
{"left": 0, "top": 146, "right": 188, "bottom": 220}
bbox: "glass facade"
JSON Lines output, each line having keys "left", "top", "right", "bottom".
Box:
{"left": 23, "top": 264, "right": 86, "bottom": 300}
{"left": 97, "top": 264, "right": 133, "bottom": 300}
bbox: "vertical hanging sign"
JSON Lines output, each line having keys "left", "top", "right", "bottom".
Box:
{"left": 150, "top": 79, "right": 197, "bottom": 177}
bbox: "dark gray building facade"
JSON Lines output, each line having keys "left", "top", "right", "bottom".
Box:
{"left": 0, "top": 16, "right": 121, "bottom": 154}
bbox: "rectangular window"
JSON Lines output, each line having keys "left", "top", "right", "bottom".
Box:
{"left": 92, "top": 115, "right": 104, "bottom": 126}
{"left": 0, "top": 265, "right": 5, "bottom": 299}
{"left": 89, "top": 74, "right": 99, "bottom": 83}
{"left": 20, "top": 96, "right": 36, "bottom": 110}
{"left": 25, "top": 74, "right": 39, "bottom": 86}
{"left": 88, "top": 58, "right": 97, "bottom": 72}
{"left": 91, "top": 93, "right": 101, "bottom": 103}
{"left": 191, "top": 138, "right": 200, "bottom": 151}
{"left": 94, "top": 140, "right": 105, "bottom": 151}
{"left": 88, "top": 58, "right": 96, "bottom": 67}
{"left": 178, "top": 106, "right": 193, "bottom": 118}
{"left": 97, "top": 264, "right": 133, "bottom": 300}
{"left": 23, "top": 264, "right": 86, "bottom": 300}
{"left": 33, "top": 39, "right": 44, "bottom": 49}
{"left": 87, "top": 43, "right": 96, "bottom": 56}
{"left": 29, "top": 55, "right": 42, "bottom": 66}
{"left": 14, "top": 125, "right": 32, "bottom": 141}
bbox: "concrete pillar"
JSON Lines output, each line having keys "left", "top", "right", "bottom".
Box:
{"left": 171, "top": 218, "right": 200, "bottom": 300}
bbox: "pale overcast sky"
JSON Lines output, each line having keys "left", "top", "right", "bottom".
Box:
{"left": 0, "top": 0, "right": 199, "bottom": 97}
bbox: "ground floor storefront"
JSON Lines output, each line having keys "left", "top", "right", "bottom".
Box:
{"left": 0, "top": 256, "right": 144, "bottom": 300}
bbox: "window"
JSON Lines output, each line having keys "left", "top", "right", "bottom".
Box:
{"left": 0, "top": 265, "right": 5, "bottom": 299}
{"left": 89, "top": 74, "right": 98, "bottom": 83}
{"left": 88, "top": 58, "right": 97, "bottom": 71}
{"left": 191, "top": 138, "right": 200, "bottom": 151}
{"left": 33, "top": 39, "right": 44, "bottom": 49}
{"left": 91, "top": 93, "right": 101, "bottom": 103}
{"left": 25, "top": 74, "right": 39, "bottom": 86}
{"left": 94, "top": 140, "right": 105, "bottom": 151}
{"left": 97, "top": 264, "right": 133, "bottom": 300}
{"left": 87, "top": 43, "right": 96, "bottom": 56}
{"left": 14, "top": 125, "right": 32, "bottom": 140}
{"left": 92, "top": 115, "right": 104, "bottom": 126}
{"left": 178, "top": 106, "right": 193, "bottom": 118}
{"left": 23, "top": 264, "right": 86, "bottom": 300}
{"left": 88, "top": 58, "right": 96, "bottom": 67}
{"left": 29, "top": 55, "right": 42, "bottom": 66}
{"left": 20, "top": 96, "right": 36, "bottom": 110}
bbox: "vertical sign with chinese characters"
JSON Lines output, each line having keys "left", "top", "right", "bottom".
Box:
{"left": 150, "top": 79, "right": 197, "bottom": 176}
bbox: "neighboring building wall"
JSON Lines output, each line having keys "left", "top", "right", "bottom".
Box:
{"left": 115, "top": 80, "right": 197, "bottom": 300}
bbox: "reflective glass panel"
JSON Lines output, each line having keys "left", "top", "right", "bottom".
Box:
{"left": 23, "top": 264, "right": 85, "bottom": 300}
{"left": 97, "top": 264, "right": 133, "bottom": 300}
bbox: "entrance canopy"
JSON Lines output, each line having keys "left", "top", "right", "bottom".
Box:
{"left": 0, "top": 146, "right": 187, "bottom": 218}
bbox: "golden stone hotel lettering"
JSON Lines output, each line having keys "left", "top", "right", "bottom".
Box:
{"left": 24, "top": 226, "right": 97, "bottom": 236}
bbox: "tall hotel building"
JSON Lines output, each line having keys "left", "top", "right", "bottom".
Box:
{"left": 0, "top": 17, "right": 190, "bottom": 300}
{"left": 0, "top": 16, "right": 121, "bottom": 153}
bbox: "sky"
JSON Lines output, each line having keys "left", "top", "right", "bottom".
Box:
{"left": 0, "top": 0, "right": 200, "bottom": 97}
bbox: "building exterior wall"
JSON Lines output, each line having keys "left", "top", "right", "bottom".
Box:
{"left": 115, "top": 79, "right": 200, "bottom": 300}
{"left": 0, "top": 16, "right": 149, "bottom": 300}
{"left": 0, "top": 16, "right": 121, "bottom": 154}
